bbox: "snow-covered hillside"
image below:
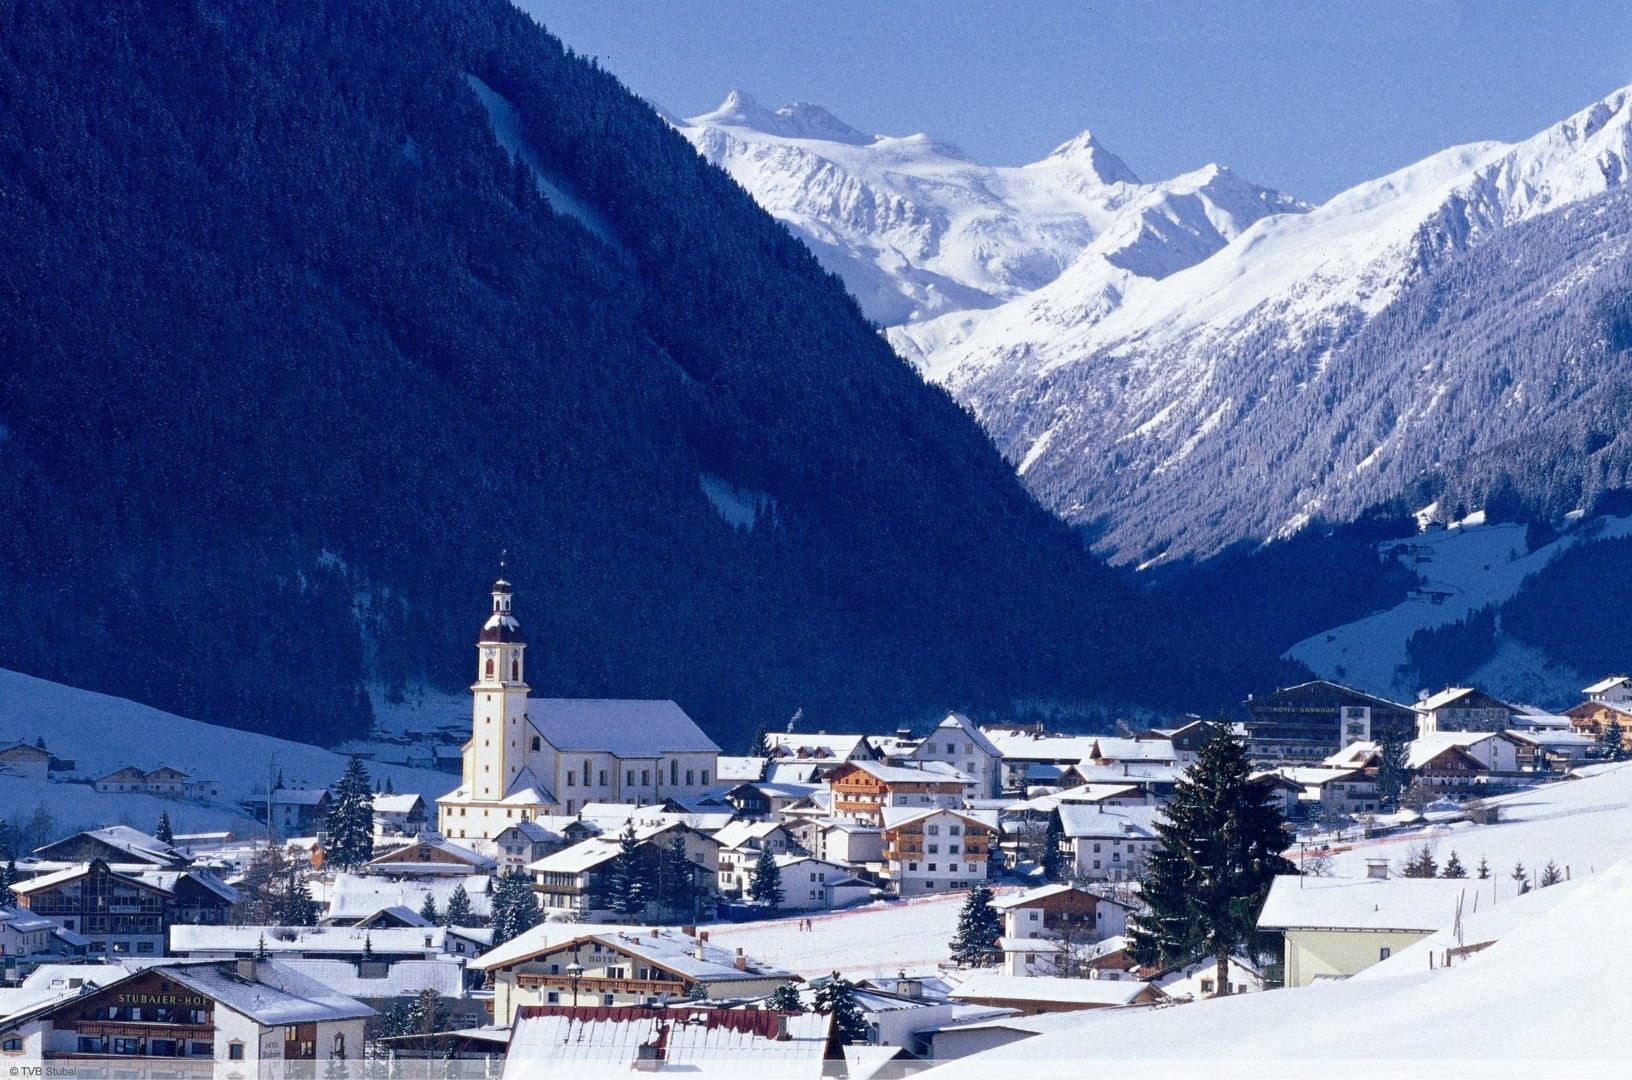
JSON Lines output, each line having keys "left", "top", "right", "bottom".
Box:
{"left": 676, "top": 92, "right": 1301, "bottom": 327}
{"left": 0, "top": 668, "right": 456, "bottom": 834}
{"left": 1286, "top": 514, "right": 1632, "bottom": 705}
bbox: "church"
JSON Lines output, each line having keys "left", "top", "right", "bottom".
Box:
{"left": 436, "top": 575, "right": 721, "bottom": 842}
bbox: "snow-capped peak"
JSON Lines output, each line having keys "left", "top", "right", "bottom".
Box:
{"left": 1039, "top": 130, "right": 1141, "bottom": 186}
{"left": 686, "top": 91, "right": 873, "bottom": 145}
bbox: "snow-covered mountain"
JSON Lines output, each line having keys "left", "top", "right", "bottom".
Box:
{"left": 684, "top": 88, "right": 1632, "bottom": 565}
{"left": 677, "top": 92, "right": 1303, "bottom": 327}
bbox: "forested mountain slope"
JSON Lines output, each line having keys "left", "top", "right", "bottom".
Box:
{"left": 0, "top": 0, "right": 1279, "bottom": 748}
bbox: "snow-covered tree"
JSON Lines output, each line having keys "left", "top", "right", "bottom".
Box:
{"left": 1402, "top": 844, "right": 1438, "bottom": 878}
{"left": 1375, "top": 726, "right": 1413, "bottom": 810}
{"left": 766, "top": 982, "right": 805, "bottom": 1013}
{"left": 325, "top": 756, "right": 376, "bottom": 869}
{"left": 443, "top": 882, "right": 474, "bottom": 926}
{"left": 1511, "top": 862, "right": 1530, "bottom": 894}
{"left": 749, "top": 847, "right": 784, "bottom": 908}
{"left": 1476, "top": 855, "right": 1491, "bottom": 879}
{"left": 1600, "top": 718, "right": 1627, "bottom": 762}
{"left": 1041, "top": 814, "right": 1067, "bottom": 881}
{"left": 1539, "top": 860, "right": 1564, "bottom": 887}
{"left": 489, "top": 867, "right": 540, "bottom": 945}
{"left": 655, "top": 834, "right": 699, "bottom": 923}
{"left": 949, "top": 883, "right": 1002, "bottom": 967}
{"left": 419, "top": 892, "right": 439, "bottom": 925}
{"left": 812, "top": 973, "right": 868, "bottom": 1045}
{"left": 154, "top": 811, "right": 174, "bottom": 846}
{"left": 278, "top": 871, "right": 317, "bottom": 926}
{"left": 1128, "top": 725, "right": 1297, "bottom": 995}
{"left": 605, "top": 824, "right": 650, "bottom": 920}
{"left": 1441, "top": 850, "right": 1467, "bottom": 878}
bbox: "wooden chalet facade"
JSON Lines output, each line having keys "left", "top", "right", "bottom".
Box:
{"left": 826, "top": 762, "right": 967, "bottom": 824}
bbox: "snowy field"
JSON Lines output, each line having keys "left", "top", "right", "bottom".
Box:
{"left": 1285, "top": 513, "right": 1632, "bottom": 705}
{"left": 0, "top": 668, "right": 458, "bottom": 834}
{"left": 930, "top": 859, "right": 1632, "bottom": 1077}
{"left": 702, "top": 888, "right": 1015, "bottom": 980}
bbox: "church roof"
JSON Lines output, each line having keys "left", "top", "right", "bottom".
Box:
{"left": 529, "top": 699, "right": 720, "bottom": 756}
{"left": 479, "top": 610, "right": 525, "bottom": 644}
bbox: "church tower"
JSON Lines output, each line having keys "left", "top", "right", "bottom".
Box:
{"left": 469, "top": 573, "right": 530, "bottom": 802}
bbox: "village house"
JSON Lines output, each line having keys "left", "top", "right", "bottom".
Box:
{"left": 1054, "top": 804, "right": 1161, "bottom": 881}
{"left": 991, "top": 884, "right": 1102, "bottom": 976}
{"left": 472, "top": 926, "right": 793, "bottom": 1024}
{"left": 371, "top": 793, "right": 428, "bottom": 838}
{"left": 169, "top": 925, "right": 474, "bottom": 964}
{"left": 1403, "top": 738, "right": 1491, "bottom": 794}
{"left": 757, "top": 855, "right": 872, "bottom": 911}
{"left": 878, "top": 807, "right": 996, "bottom": 896}
{"left": 0, "top": 959, "right": 370, "bottom": 1070}
{"left": 500, "top": 1006, "right": 835, "bottom": 1079}
{"left": 1276, "top": 765, "right": 1380, "bottom": 817}
{"left": 436, "top": 578, "right": 721, "bottom": 841}
{"left": 488, "top": 818, "right": 570, "bottom": 868}
{"left": 526, "top": 825, "right": 716, "bottom": 920}
{"left": 268, "top": 788, "right": 332, "bottom": 838}
{"left": 893, "top": 713, "right": 1003, "bottom": 799}
{"left": 764, "top": 732, "right": 880, "bottom": 777}
{"left": 364, "top": 834, "right": 497, "bottom": 876}
{"left": 1413, "top": 687, "right": 1515, "bottom": 734}
{"left": 32, "top": 826, "right": 188, "bottom": 869}
{"left": 0, "top": 742, "right": 52, "bottom": 781}
{"left": 1506, "top": 728, "right": 1596, "bottom": 773}
{"left": 1151, "top": 955, "right": 1265, "bottom": 1000}
{"left": 1564, "top": 680, "right": 1632, "bottom": 749}
{"left": 826, "top": 761, "right": 972, "bottom": 825}
{"left": 91, "top": 765, "right": 217, "bottom": 800}
{"left": 792, "top": 819, "right": 885, "bottom": 868}
{"left": 9, "top": 860, "right": 237, "bottom": 958}
{"left": 713, "top": 821, "right": 805, "bottom": 894}
{"left": 1244, "top": 681, "right": 1416, "bottom": 763}
{"left": 1256, "top": 871, "right": 1481, "bottom": 987}
{"left": 0, "top": 905, "right": 58, "bottom": 970}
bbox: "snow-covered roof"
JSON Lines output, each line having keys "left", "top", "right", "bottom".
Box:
{"left": 1277, "top": 766, "right": 1367, "bottom": 787}
{"left": 1011, "top": 783, "right": 1144, "bottom": 812}
{"left": 934, "top": 712, "right": 1003, "bottom": 757}
{"left": 530, "top": 699, "right": 720, "bottom": 756}
{"left": 712, "top": 820, "right": 792, "bottom": 849}
{"left": 170, "top": 925, "right": 454, "bottom": 956}
{"left": 879, "top": 806, "right": 999, "bottom": 832}
{"left": 1089, "top": 737, "right": 1178, "bottom": 763}
{"left": 766, "top": 732, "right": 873, "bottom": 760}
{"left": 991, "top": 883, "right": 1090, "bottom": 911}
{"left": 475, "top": 926, "right": 792, "bottom": 982}
{"left": 0, "top": 904, "right": 56, "bottom": 933}
{"left": 164, "top": 960, "right": 375, "bottom": 1025}
{"left": 372, "top": 794, "right": 425, "bottom": 813}
{"left": 1256, "top": 875, "right": 1479, "bottom": 932}
{"left": 980, "top": 731, "right": 1105, "bottom": 763}
{"left": 33, "top": 825, "right": 187, "bottom": 866}
{"left": 526, "top": 837, "right": 621, "bottom": 874}
{"left": 1405, "top": 737, "right": 1490, "bottom": 770}
{"left": 322, "top": 872, "right": 492, "bottom": 921}
{"left": 275, "top": 957, "right": 466, "bottom": 1000}
{"left": 950, "top": 971, "right": 1154, "bottom": 1007}
{"left": 1583, "top": 675, "right": 1630, "bottom": 695}
{"left": 1415, "top": 687, "right": 1511, "bottom": 713}
{"left": 502, "top": 767, "right": 556, "bottom": 804}
{"left": 837, "top": 760, "right": 973, "bottom": 785}
{"left": 716, "top": 755, "right": 768, "bottom": 781}
{"left": 503, "top": 1007, "right": 831, "bottom": 1076}
{"left": 273, "top": 787, "right": 331, "bottom": 806}
{"left": 370, "top": 834, "right": 495, "bottom": 868}
{"left": 1055, "top": 804, "right": 1161, "bottom": 840}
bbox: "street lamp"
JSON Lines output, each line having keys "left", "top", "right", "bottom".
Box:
{"left": 566, "top": 962, "right": 585, "bottom": 1007}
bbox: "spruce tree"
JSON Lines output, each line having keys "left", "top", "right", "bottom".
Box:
{"left": 606, "top": 825, "right": 650, "bottom": 920}
{"left": 747, "top": 724, "right": 770, "bottom": 758}
{"left": 1540, "top": 860, "right": 1563, "bottom": 887}
{"left": 948, "top": 882, "right": 1002, "bottom": 966}
{"left": 1040, "top": 814, "right": 1066, "bottom": 882}
{"left": 154, "top": 811, "right": 174, "bottom": 845}
{"left": 0, "top": 859, "right": 15, "bottom": 907}
{"left": 1441, "top": 851, "right": 1467, "bottom": 878}
{"left": 443, "top": 882, "right": 473, "bottom": 927}
{"left": 1511, "top": 862, "right": 1530, "bottom": 894}
{"left": 1128, "top": 725, "right": 1297, "bottom": 995}
{"left": 419, "top": 892, "right": 440, "bottom": 925}
{"left": 1375, "top": 725, "right": 1412, "bottom": 810}
{"left": 766, "top": 982, "right": 805, "bottom": 1013}
{"left": 325, "top": 756, "right": 376, "bottom": 869}
{"left": 278, "top": 871, "right": 317, "bottom": 926}
{"left": 1600, "top": 718, "right": 1627, "bottom": 762}
{"left": 1476, "top": 855, "right": 1490, "bottom": 879}
{"left": 1402, "top": 844, "right": 1438, "bottom": 878}
{"left": 812, "top": 973, "right": 868, "bottom": 1045}
{"left": 655, "top": 834, "right": 698, "bottom": 923}
{"left": 490, "top": 867, "right": 540, "bottom": 945}
{"left": 749, "top": 847, "right": 785, "bottom": 908}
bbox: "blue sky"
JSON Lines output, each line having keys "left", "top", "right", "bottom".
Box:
{"left": 518, "top": 0, "right": 1632, "bottom": 202}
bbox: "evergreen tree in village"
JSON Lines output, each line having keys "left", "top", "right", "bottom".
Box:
{"left": 154, "top": 811, "right": 174, "bottom": 846}
{"left": 949, "top": 882, "right": 1002, "bottom": 966}
{"left": 1129, "top": 725, "right": 1297, "bottom": 996}
{"left": 442, "top": 882, "right": 474, "bottom": 927}
{"left": 325, "top": 756, "right": 375, "bottom": 870}
{"left": 489, "top": 867, "right": 541, "bottom": 946}
{"left": 812, "top": 973, "right": 868, "bottom": 1045}
{"left": 605, "top": 824, "right": 650, "bottom": 920}
{"left": 749, "top": 846, "right": 785, "bottom": 909}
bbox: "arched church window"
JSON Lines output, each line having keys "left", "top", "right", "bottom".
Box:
{"left": 511, "top": 656, "right": 519, "bottom": 681}
{"left": 531, "top": 736, "right": 541, "bottom": 752}
{"left": 485, "top": 657, "right": 494, "bottom": 678}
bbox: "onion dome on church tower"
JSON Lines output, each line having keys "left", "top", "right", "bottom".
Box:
{"left": 479, "top": 574, "right": 525, "bottom": 644}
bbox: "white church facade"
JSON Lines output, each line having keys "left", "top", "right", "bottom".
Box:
{"left": 436, "top": 576, "right": 721, "bottom": 842}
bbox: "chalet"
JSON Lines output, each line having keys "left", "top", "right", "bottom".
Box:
{"left": 948, "top": 971, "right": 1163, "bottom": 1015}
{"left": 714, "top": 821, "right": 805, "bottom": 895}
{"left": 0, "top": 960, "right": 370, "bottom": 1070}
{"left": 322, "top": 873, "right": 493, "bottom": 929}
{"left": 719, "top": 780, "right": 819, "bottom": 818}
{"left": 527, "top": 825, "right": 716, "bottom": 920}
{"left": 1413, "top": 687, "right": 1514, "bottom": 734}
{"left": 764, "top": 855, "right": 871, "bottom": 911}
{"left": 765, "top": 732, "right": 879, "bottom": 773}
{"left": 991, "top": 884, "right": 1101, "bottom": 976}
{"left": 490, "top": 819, "right": 568, "bottom": 868}
{"left": 1151, "top": 954, "right": 1265, "bottom": 1000}
{"left": 878, "top": 807, "right": 997, "bottom": 896}
{"left": 1404, "top": 739, "right": 1491, "bottom": 793}
{"left": 1506, "top": 729, "right": 1596, "bottom": 773}
{"left": 269, "top": 788, "right": 333, "bottom": 838}
{"left": 501, "top": 1006, "right": 835, "bottom": 1079}
{"left": 1277, "top": 765, "right": 1379, "bottom": 817}
{"left": 1583, "top": 674, "right": 1632, "bottom": 707}
{"left": 1564, "top": 698, "right": 1632, "bottom": 750}
{"left": 436, "top": 579, "right": 720, "bottom": 841}
{"left": 981, "top": 731, "right": 1106, "bottom": 793}
{"left": 371, "top": 793, "right": 428, "bottom": 838}
{"left": 896, "top": 713, "right": 1003, "bottom": 799}
{"left": 826, "top": 761, "right": 972, "bottom": 825}
{"left": 1244, "top": 681, "right": 1416, "bottom": 763}
{"left": 90, "top": 765, "right": 215, "bottom": 799}
{"left": 1085, "top": 737, "right": 1178, "bottom": 768}
{"left": 1054, "top": 804, "right": 1161, "bottom": 881}
{"left": 9, "top": 861, "right": 236, "bottom": 958}
{"left": 32, "top": 826, "right": 188, "bottom": 869}
{"left": 793, "top": 820, "right": 884, "bottom": 867}
{"left": 0, "top": 743, "right": 51, "bottom": 781}
{"left": 1257, "top": 873, "right": 1478, "bottom": 986}
{"left": 472, "top": 927, "right": 793, "bottom": 1024}
{"left": 364, "top": 834, "right": 496, "bottom": 876}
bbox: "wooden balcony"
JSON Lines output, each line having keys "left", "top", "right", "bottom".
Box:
{"left": 515, "top": 973, "right": 683, "bottom": 997}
